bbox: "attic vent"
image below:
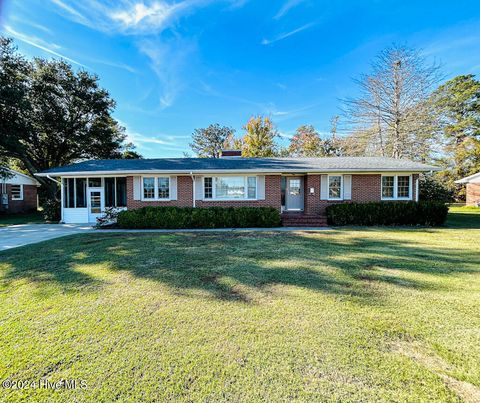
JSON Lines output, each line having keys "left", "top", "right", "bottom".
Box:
{"left": 220, "top": 149, "right": 242, "bottom": 158}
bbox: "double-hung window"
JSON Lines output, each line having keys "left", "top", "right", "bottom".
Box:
{"left": 204, "top": 176, "right": 257, "bottom": 200}
{"left": 158, "top": 177, "right": 170, "bottom": 199}
{"left": 328, "top": 175, "right": 343, "bottom": 200}
{"left": 382, "top": 175, "right": 411, "bottom": 200}
{"left": 142, "top": 176, "right": 170, "bottom": 200}
{"left": 11, "top": 185, "right": 23, "bottom": 200}
{"left": 143, "top": 177, "right": 155, "bottom": 199}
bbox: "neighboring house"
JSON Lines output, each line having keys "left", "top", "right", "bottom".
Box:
{"left": 456, "top": 172, "right": 480, "bottom": 206}
{"left": 0, "top": 169, "right": 40, "bottom": 213}
{"left": 36, "top": 152, "right": 438, "bottom": 225}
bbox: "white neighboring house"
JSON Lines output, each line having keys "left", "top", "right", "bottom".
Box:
{"left": 456, "top": 172, "right": 480, "bottom": 206}
{"left": 0, "top": 169, "right": 40, "bottom": 213}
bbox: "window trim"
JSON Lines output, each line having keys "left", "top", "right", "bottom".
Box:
{"left": 11, "top": 184, "right": 23, "bottom": 200}
{"left": 203, "top": 175, "right": 258, "bottom": 201}
{"left": 327, "top": 174, "right": 343, "bottom": 201}
{"left": 141, "top": 176, "right": 171, "bottom": 201}
{"left": 381, "top": 174, "right": 412, "bottom": 201}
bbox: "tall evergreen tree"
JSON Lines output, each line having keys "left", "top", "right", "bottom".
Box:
{"left": 431, "top": 74, "right": 480, "bottom": 197}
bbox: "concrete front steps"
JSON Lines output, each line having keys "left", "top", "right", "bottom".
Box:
{"left": 281, "top": 212, "right": 329, "bottom": 227}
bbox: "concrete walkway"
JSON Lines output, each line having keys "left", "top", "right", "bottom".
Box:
{"left": 0, "top": 224, "right": 331, "bottom": 251}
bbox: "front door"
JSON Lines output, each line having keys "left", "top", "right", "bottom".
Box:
{"left": 88, "top": 189, "right": 103, "bottom": 223}
{"left": 286, "top": 177, "right": 304, "bottom": 211}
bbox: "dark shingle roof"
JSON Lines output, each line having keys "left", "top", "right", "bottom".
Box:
{"left": 37, "top": 157, "right": 439, "bottom": 176}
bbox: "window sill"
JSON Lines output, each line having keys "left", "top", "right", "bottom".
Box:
{"left": 381, "top": 198, "right": 412, "bottom": 201}
{"left": 202, "top": 198, "right": 258, "bottom": 202}
{"left": 141, "top": 199, "right": 171, "bottom": 202}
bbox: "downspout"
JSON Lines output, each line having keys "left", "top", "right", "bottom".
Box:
{"left": 46, "top": 174, "right": 61, "bottom": 185}
{"left": 190, "top": 172, "right": 195, "bottom": 208}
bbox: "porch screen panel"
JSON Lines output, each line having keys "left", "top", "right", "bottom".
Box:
{"left": 76, "top": 178, "right": 87, "bottom": 207}
{"left": 116, "top": 177, "right": 127, "bottom": 207}
{"left": 67, "top": 178, "right": 75, "bottom": 208}
{"left": 105, "top": 178, "right": 116, "bottom": 207}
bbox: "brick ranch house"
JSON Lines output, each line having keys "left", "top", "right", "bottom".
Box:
{"left": 456, "top": 172, "right": 480, "bottom": 206}
{"left": 0, "top": 169, "right": 39, "bottom": 214}
{"left": 37, "top": 153, "right": 438, "bottom": 225}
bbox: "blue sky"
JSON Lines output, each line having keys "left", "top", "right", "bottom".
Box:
{"left": 1, "top": 0, "right": 479, "bottom": 157}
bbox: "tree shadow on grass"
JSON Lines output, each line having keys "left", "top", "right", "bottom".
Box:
{"left": 0, "top": 231, "right": 478, "bottom": 304}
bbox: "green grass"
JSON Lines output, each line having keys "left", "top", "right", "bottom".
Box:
{"left": 0, "top": 209, "right": 480, "bottom": 401}
{"left": 446, "top": 205, "right": 480, "bottom": 228}
{"left": 0, "top": 211, "right": 45, "bottom": 227}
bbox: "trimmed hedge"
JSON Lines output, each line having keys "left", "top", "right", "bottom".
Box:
{"left": 117, "top": 206, "right": 281, "bottom": 229}
{"left": 325, "top": 201, "right": 448, "bottom": 226}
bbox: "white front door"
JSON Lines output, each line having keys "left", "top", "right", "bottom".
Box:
{"left": 286, "top": 177, "right": 304, "bottom": 211}
{"left": 88, "top": 189, "right": 104, "bottom": 223}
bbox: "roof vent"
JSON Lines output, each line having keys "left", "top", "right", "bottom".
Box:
{"left": 220, "top": 149, "right": 242, "bottom": 158}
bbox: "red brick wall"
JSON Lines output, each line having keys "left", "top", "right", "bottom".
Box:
{"left": 1, "top": 184, "right": 38, "bottom": 213}
{"left": 127, "top": 175, "right": 282, "bottom": 210}
{"left": 197, "top": 175, "right": 282, "bottom": 209}
{"left": 126, "top": 174, "right": 419, "bottom": 215}
{"left": 126, "top": 176, "right": 193, "bottom": 209}
{"left": 466, "top": 183, "right": 480, "bottom": 206}
{"left": 304, "top": 174, "right": 383, "bottom": 215}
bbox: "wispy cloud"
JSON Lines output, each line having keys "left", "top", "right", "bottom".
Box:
{"left": 4, "top": 25, "right": 86, "bottom": 67}
{"left": 9, "top": 16, "right": 54, "bottom": 35}
{"left": 261, "top": 22, "right": 315, "bottom": 45}
{"left": 138, "top": 38, "right": 195, "bottom": 108}
{"left": 273, "top": 0, "right": 306, "bottom": 19}
{"left": 48, "top": 0, "right": 249, "bottom": 34}
{"left": 109, "top": 1, "right": 188, "bottom": 34}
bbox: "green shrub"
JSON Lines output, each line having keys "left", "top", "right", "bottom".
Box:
{"left": 117, "top": 206, "right": 281, "bottom": 229}
{"left": 325, "top": 201, "right": 448, "bottom": 226}
{"left": 42, "top": 199, "right": 61, "bottom": 222}
{"left": 419, "top": 175, "right": 454, "bottom": 203}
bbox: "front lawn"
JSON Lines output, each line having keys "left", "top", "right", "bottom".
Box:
{"left": 0, "top": 211, "right": 45, "bottom": 227}
{"left": 0, "top": 209, "right": 479, "bottom": 401}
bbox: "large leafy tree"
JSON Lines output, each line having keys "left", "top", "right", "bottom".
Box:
{"left": 0, "top": 37, "right": 133, "bottom": 199}
{"left": 241, "top": 116, "right": 277, "bottom": 157}
{"left": 431, "top": 74, "right": 480, "bottom": 197}
{"left": 288, "top": 125, "right": 322, "bottom": 157}
{"left": 190, "top": 123, "right": 235, "bottom": 158}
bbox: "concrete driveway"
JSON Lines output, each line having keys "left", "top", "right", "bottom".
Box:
{"left": 0, "top": 224, "right": 93, "bottom": 251}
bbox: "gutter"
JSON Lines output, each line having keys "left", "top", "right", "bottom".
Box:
{"left": 36, "top": 167, "right": 442, "bottom": 177}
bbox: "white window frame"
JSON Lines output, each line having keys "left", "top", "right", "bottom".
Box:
{"left": 327, "top": 175, "right": 343, "bottom": 200}
{"left": 11, "top": 184, "right": 23, "bottom": 200}
{"left": 141, "top": 176, "right": 171, "bottom": 201}
{"left": 203, "top": 176, "right": 258, "bottom": 201}
{"left": 381, "top": 174, "right": 412, "bottom": 200}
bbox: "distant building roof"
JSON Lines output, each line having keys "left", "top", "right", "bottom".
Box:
{"left": 1, "top": 169, "right": 40, "bottom": 186}
{"left": 456, "top": 172, "right": 480, "bottom": 184}
{"left": 37, "top": 157, "right": 439, "bottom": 176}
